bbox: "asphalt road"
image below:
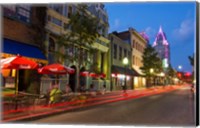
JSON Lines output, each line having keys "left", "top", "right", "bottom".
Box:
{"left": 30, "top": 86, "right": 196, "bottom": 127}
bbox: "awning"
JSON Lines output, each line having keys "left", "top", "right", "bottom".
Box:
{"left": 2, "top": 38, "right": 48, "bottom": 64}
{"left": 133, "top": 66, "right": 145, "bottom": 76}
{"left": 111, "top": 65, "right": 139, "bottom": 76}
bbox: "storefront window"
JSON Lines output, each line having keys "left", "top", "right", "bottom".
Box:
{"left": 48, "top": 38, "right": 55, "bottom": 52}
{"left": 119, "top": 46, "right": 122, "bottom": 61}
{"left": 50, "top": 4, "right": 63, "bottom": 14}
{"left": 128, "top": 51, "right": 131, "bottom": 61}
{"left": 51, "top": 17, "right": 62, "bottom": 26}
{"left": 124, "top": 49, "right": 127, "bottom": 58}
{"left": 68, "top": 6, "right": 72, "bottom": 18}
{"left": 3, "top": 5, "right": 31, "bottom": 23}
{"left": 113, "top": 44, "right": 117, "bottom": 59}
{"left": 48, "top": 52, "right": 55, "bottom": 64}
{"left": 17, "top": 7, "right": 30, "bottom": 23}
{"left": 3, "top": 5, "right": 16, "bottom": 18}
{"left": 48, "top": 38, "right": 55, "bottom": 63}
{"left": 1, "top": 69, "right": 15, "bottom": 88}
{"left": 64, "top": 23, "right": 71, "bottom": 30}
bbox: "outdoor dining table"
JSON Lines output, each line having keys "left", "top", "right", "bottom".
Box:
{"left": 3, "top": 94, "right": 26, "bottom": 110}
{"left": 9, "top": 93, "right": 37, "bottom": 110}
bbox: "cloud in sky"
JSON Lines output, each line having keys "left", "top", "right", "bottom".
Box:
{"left": 172, "top": 19, "right": 195, "bottom": 43}
{"left": 114, "top": 19, "right": 120, "bottom": 29}
{"left": 109, "top": 19, "right": 121, "bottom": 32}
{"left": 110, "top": 18, "right": 130, "bottom": 32}
{"left": 144, "top": 26, "right": 156, "bottom": 42}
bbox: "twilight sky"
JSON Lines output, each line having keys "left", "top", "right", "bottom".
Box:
{"left": 104, "top": 2, "right": 196, "bottom": 72}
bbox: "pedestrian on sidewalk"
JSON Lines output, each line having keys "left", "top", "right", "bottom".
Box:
{"left": 80, "top": 84, "right": 86, "bottom": 93}
{"left": 101, "top": 84, "right": 106, "bottom": 95}
{"left": 89, "top": 84, "right": 96, "bottom": 97}
{"left": 121, "top": 83, "right": 127, "bottom": 93}
{"left": 61, "top": 84, "right": 72, "bottom": 102}
{"left": 190, "top": 84, "right": 195, "bottom": 99}
{"left": 49, "top": 85, "right": 62, "bottom": 104}
{"left": 65, "top": 84, "right": 72, "bottom": 94}
{"left": 45, "top": 85, "right": 53, "bottom": 105}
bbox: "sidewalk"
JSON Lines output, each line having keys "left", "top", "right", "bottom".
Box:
{"left": 1, "top": 85, "right": 183, "bottom": 123}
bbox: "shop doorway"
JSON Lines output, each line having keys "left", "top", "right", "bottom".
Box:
{"left": 18, "top": 70, "right": 28, "bottom": 92}
{"left": 69, "top": 65, "right": 76, "bottom": 92}
{"left": 80, "top": 67, "right": 87, "bottom": 87}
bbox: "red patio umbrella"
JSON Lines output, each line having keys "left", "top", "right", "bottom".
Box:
{"left": 1, "top": 55, "right": 38, "bottom": 69}
{"left": 80, "top": 71, "right": 90, "bottom": 76}
{"left": 38, "top": 63, "right": 75, "bottom": 85}
{"left": 80, "top": 71, "right": 99, "bottom": 78}
{"left": 99, "top": 73, "right": 106, "bottom": 78}
{"left": 65, "top": 66, "right": 75, "bottom": 74}
{"left": 0, "top": 55, "right": 39, "bottom": 95}
{"left": 89, "top": 72, "right": 98, "bottom": 78}
{"left": 37, "top": 63, "right": 75, "bottom": 75}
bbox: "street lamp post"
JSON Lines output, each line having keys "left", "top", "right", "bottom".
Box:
{"left": 123, "top": 57, "right": 129, "bottom": 93}
{"left": 160, "top": 72, "right": 165, "bottom": 87}
{"left": 150, "top": 68, "right": 154, "bottom": 87}
{"left": 178, "top": 65, "right": 182, "bottom": 84}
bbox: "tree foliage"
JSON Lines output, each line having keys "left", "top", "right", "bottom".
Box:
{"left": 166, "top": 64, "right": 176, "bottom": 77}
{"left": 188, "top": 54, "right": 194, "bottom": 67}
{"left": 54, "top": 4, "right": 104, "bottom": 91}
{"left": 55, "top": 4, "right": 102, "bottom": 67}
{"left": 140, "top": 44, "right": 162, "bottom": 77}
{"left": 188, "top": 53, "right": 194, "bottom": 81}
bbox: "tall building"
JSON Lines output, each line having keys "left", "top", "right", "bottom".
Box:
{"left": 2, "top": 4, "right": 110, "bottom": 94}
{"left": 140, "top": 31, "right": 150, "bottom": 44}
{"left": 2, "top": 5, "right": 47, "bottom": 93}
{"left": 109, "top": 32, "right": 135, "bottom": 91}
{"left": 152, "top": 26, "right": 170, "bottom": 71}
{"left": 115, "top": 28, "right": 147, "bottom": 89}
{"left": 44, "top": 3, "right": 110, "bottom": 92}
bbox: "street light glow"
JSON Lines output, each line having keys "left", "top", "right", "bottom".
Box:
{"left": 150, "top": 68, "right": 154, "bottom": 73}
{"left": 178, "top": 65, "right": 182, "bottom": 70}
{"left": 117, "top": 74, "right": 125, "bottom": 79}
{"left": 174, "top": 78, "right": 178, "bottom": 82}
{"left": 122, "top": 57, "right": 129, "bottom": 93}
{"left": 160, "top": 72, "right": 165, "bottom": 77}
{"left": 123, "top": 57, "right": 129, "bottom": 65}
{"left": 111, "top": 74, "right": 116, "bottom": 77}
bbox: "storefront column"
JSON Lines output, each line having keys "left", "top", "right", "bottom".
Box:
{"left": 97, "top": 51, "right": 101, "bottom": 72}
{"left": 44, "top": 32, "right": 50, "bottom": 59}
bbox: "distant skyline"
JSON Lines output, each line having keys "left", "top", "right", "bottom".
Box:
{"left": 105, "top": 2, "right": 196, "bottom": 72}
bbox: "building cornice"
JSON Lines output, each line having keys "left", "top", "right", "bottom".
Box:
{"left": 131, "top": 30, "right": 147, "bottom": 44}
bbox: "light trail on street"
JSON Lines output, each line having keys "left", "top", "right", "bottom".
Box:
{"left": 30, "top": 86, "right": 195, "bottom": 127}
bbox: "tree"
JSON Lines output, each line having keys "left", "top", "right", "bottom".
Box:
{"left": 55, "top": 4, "right": 103, "bottom": 92}
{"left": 188, "top": 53, "right": 194, "bottom": 81}
{"left": 166, "top": 64, "right": 176, "bottom": 84}
{"left": 166, "top": 64, "right": 176, "bottom": 77}
{"left": 140, "top": 44, "right": 162, "bottom": 87}
{"left": 188, "top": 54, "right": 194, "bottom": 67}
